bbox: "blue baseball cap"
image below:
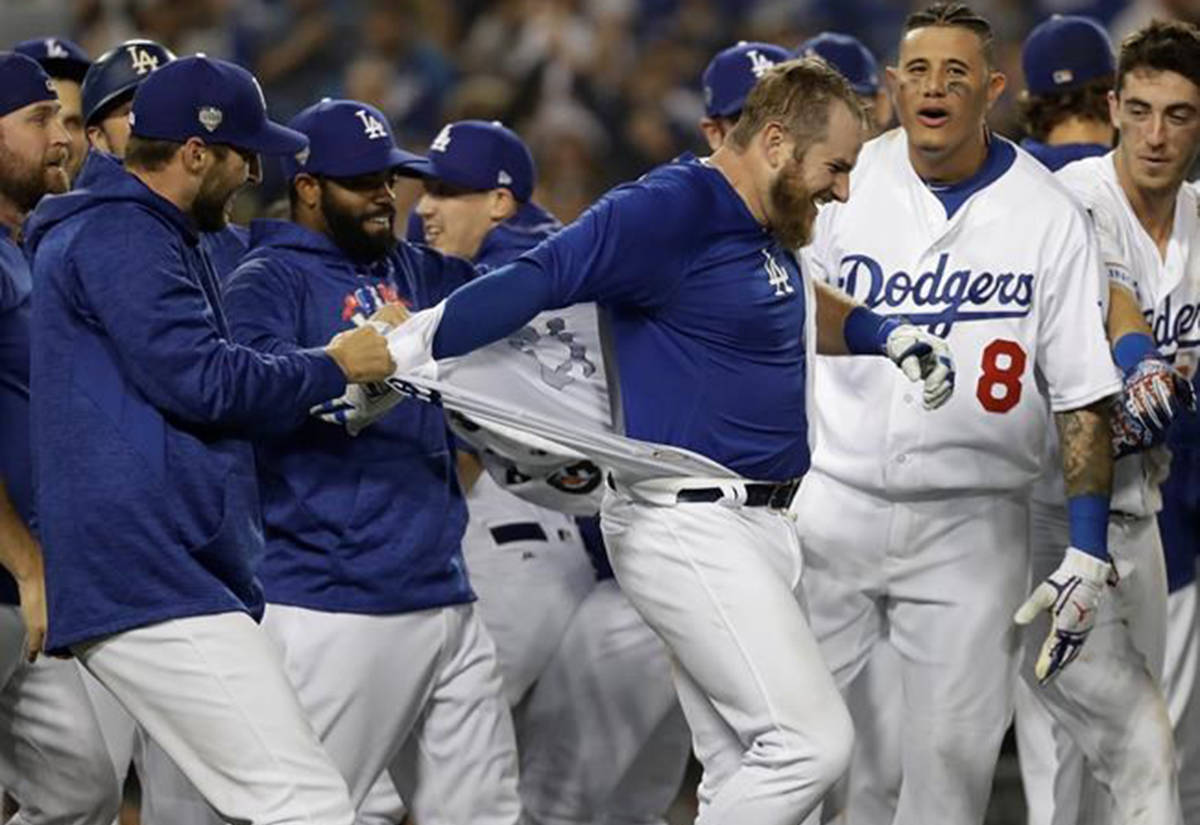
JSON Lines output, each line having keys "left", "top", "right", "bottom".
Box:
{"left": 1023, "top": 15, "right": 1115, "bottom": 95}
{"left": 409, "top": 120, "right": 535, "bottom": 201}
{"left": 82, "top": 39, "right": 175, "bottom": 126}
{"left": 0, "top": 51, "right": 57, "bottom": 118}
{"left": 702, "top": 42, "right": 793, "bottom": 118}
{"left": 281, "top": 98, "right": 427, "bottom": 181}
{"left": 797, "top": 32, "right": 881, "bottom": 95}
{"left": 13, "top": 37, "right": 90, "bottom": 83}
{"left": 131, "top": 56, "right": 305, "bottom": 155}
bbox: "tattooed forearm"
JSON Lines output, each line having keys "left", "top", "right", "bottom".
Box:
{"left": 1055, "top": 399, "right": 1114, "bottom": 498}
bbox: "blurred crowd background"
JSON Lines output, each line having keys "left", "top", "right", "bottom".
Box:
{"left": 2, "top": 0, "right": 1188, "bottom": 222}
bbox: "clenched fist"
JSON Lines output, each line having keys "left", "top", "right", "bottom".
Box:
{"left": 325, "top": 325, "right": 395, "bottom": 383}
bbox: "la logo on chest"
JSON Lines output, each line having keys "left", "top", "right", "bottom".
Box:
{"left": 762, "top": 249, "right": 795, "bottom": 297}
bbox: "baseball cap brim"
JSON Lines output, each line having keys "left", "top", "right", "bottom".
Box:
{"left": 236, "top": 119, "right": 308, "bottom": 156}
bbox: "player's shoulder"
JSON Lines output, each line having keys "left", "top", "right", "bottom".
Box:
{"left": 1052, "top": 153, "right": 1116, "bottom": 204}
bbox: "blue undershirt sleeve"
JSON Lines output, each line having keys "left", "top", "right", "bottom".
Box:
{"left": 432, "top": 260, "right": 553, "bottom": 359}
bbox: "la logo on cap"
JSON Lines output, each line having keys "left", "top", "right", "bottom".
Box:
{"left": 431, "top": 124, "right": 452, "bottom": 153}
{"left": 198, "top": 106, "right": 223, "bottom": 133}
{"left": 354, "top": 109, "right": 387, "bottom": 140}
{"left": 127, "top": 45, "right": 160, "bottom": 76}
{"left": 45, "top": 38, "right": 68, "bottom": 59}
{"left": 747, "top": 49, "right": 777, "bottom": 78}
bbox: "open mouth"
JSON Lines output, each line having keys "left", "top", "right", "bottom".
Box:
{"left": 917, "top": 106, "right": 950, "bottom": 128}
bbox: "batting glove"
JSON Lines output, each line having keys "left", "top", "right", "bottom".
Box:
{"left": 1014, "top": 547, "right": 1112, "bottom": 684}
{"left": 1113, "top": 358, "right": 1196, "bottom": 457}
{"left": 311, "top": 381, "right": 404, "bottom": 437}
{"left": 885, "top": 325, "right": 956, "bottom": 410}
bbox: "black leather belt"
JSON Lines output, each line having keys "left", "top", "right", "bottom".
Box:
{"left": 675, "top": 478, "right": 801, "bottom": 510}
{"left": 489, "top": 522, "right": 548, "bottom": 545}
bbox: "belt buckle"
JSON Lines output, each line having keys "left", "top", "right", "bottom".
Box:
{"left": 768, "top": 479, "right": 799, "bottom": 510}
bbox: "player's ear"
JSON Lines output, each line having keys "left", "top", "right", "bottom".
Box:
{"left": 294, "top": 173, "right": 321, "bottom": 212}
{"left": 489, "top": 188, "right": 517, "bottom": 222}
{"left": 699, "top": 118, "right": 725, "bottom": 152}
{"left": 761, "top": 121, "right": 788, "bottom": 169}
{"left": 885, "top": 66, "right": 900, "bottom": 99}
{"left": 1108, "top": 89, "right": 1120, "bottom": 131}
{"left": 180, "top": 137, "right": 209, "bottom": 176}
{"left": 985, "top": 70, "right": 1007, "bottom": 109}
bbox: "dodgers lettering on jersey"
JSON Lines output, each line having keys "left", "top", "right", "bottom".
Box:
{"left": 1053, "top": 153, "right": 1200, "bottom": 517}
{"left": 523, "top": 153, "right": 812, "bottom": 483}
{"left": 807, "top": 130, "right": 1120, "bottom": 496}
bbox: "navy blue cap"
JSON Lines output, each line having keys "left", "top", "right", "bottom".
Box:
{"left": 0, "top": 51, "right": 57, "bottom": 118}
{"left": 13, "top": 37, "right": 90, "bottom": 83}
{"left": 1023, "top": 15, "right": 1115, "bottom": 95}
{"left": 797, "top": 32, "right": 880, "bottom": 95}
{"left": 409, "top": 120, "right": 535, "bottom": 201}
{"left": 131, "top": 56, "right": 305, "bottom": 155}
{"left": 82, "top": 39, "right": 175, "bottom": 126}
{"left": 282, "top": 98, "right": 426, "bottom": 180}
{"left": 702, "top": 42, "right": 792, "bottom": 118}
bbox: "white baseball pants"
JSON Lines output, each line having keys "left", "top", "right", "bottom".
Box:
{"left": 518, "top": 578, "right": 692, "bottom": 825}
{"left": 74, "top": 610, "right": 356, "bottom": 825}
{"left": 138, "top": 603, "right": 520, "bottom": 825}
{"left": 0, "top": 606, "right": 121, "bottom": 824}
{"left": 601, "top": 484, "right": 853, "bottom": 825}
{"left": 1015, "top": 502, "right": 1180, "bottom": 825}
{"left": 1166, "top": 579, "right": 1200, "bottom": 824}
{"left": 794, "top": 470, "right": 1029, "bottom": 825}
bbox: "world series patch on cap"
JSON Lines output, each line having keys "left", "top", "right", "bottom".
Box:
{"left": 131, "top": 55, "right": 306, "bottom": 156}
{"left": 0, "top": 51, "right": 58, "bottom": 119}
{"left": 702, "top": 42, "right": 792, "bottom": 119}
{"left": 1023, "top": 15, "right": 1115, "bottom": 95}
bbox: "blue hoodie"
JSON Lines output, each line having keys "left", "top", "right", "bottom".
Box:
{"left": 0, "top": 227, "right": 31, "bottom": 607}
{"left": 77, "top": 151, "right": 250, "bottom": 282}
{"left": 25, "top": 158, "right": 348, "bottom": 652}
{"left": 222, "top": 220, "right": 477, "bottom": 613}
{"left": 1020, "top": 138, "right": 1109, "bottom": 172}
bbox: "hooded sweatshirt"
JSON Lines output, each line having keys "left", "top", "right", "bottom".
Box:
{"left": 221, "top": 220, "right": 477, "bottom": 613}
{"left": 0, "top": 227, "right": 32, "bottom": 606}
{"left": 25, "top": 158, "right": 347, "bottom": 652}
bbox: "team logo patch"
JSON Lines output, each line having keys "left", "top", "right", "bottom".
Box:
{"left": 354, "top": 108, "right": 388, "bottom": 140}
{"left": 762, "top": 249, "right": 795, "bottom": 297}
{"left": 546, "top": 461, "right": 603, "bottom": 495}
{"left": 507, "top": 317, "right": 595, "bottom": 390}
{"left": 294, "top": 146, "right": 310, "bottom": 166}
{"left": 746, "top": 49, "right": 778, "bottom": 78}
{"left": 44, "top": 39, "right": 68, "bottom": 59}
{"left": 198, "top": 106, "right": 223, "bottom": 133}
{"left": 126, "top": 45, "right": 160, "bottom": 75}
{"left": 1052, "top": 69, "right": 1075, "bottom": 85}
{"left": 498, "top": 169, "right": 513, "bottom": 186}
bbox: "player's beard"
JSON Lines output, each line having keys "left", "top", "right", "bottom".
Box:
{"left": 0, "top": 142, "right": 61, "bottom": 212}
{"left": 193, "top": 171, "right": 236, "bottom": 232}
{"left": 767, "top": 159, "right": 818, "bottom": 250}
{"left": 322, "top": 187, "right": 397, "bottom": 264}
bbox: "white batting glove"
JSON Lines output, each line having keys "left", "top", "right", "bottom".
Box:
{"left": 311, "top": 381, "right": 405, "bottom": 436}
{"left": 1014, "top": 547, "right": 1112, "bottom": 684}
{"left": 884, "top": 325, "right": 955, "bottom": 409}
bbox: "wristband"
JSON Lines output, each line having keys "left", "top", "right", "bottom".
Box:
{"left": 1067, "top": 494, "right": 1109, "bottom": 560}
{"left": 844, "top": 306, "right": 900, "bottom": 355}
{"left": 1112, "top": 332, "right": 1158, "bottom": 376}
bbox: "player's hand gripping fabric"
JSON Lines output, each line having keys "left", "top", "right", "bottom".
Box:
{"left": 1014, "top": 547, "right": 1113, "bottom": 684}
{"left": 1110, "top": 357, "right": 1196, "bottom": 458}
{"left": 884, "top": 324, "right": 955, "bottom": 409}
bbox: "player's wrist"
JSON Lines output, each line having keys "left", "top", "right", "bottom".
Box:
{"left": 1066, "top": 494, "right": 1110, "bottom": 561}
{"left": 1112, "top": 332, "right": 1160, "bottom": 376}
{"left": 844, "top": 305, "right": 900, "bottom": 356}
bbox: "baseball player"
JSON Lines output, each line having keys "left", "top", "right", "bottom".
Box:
{"left": 698, "top": 42, "right": 792, "bottom": 152}
{"left": 12, "top": 37, "right": 90, "bottom": 184}
{"left": 0, "top": 50, "right": 122, "bottom": 824}
{"left": 793, "top": 4, "right": 1123, "bottom": 823}
{"left": 413, "top": 119, "right": 693, "bottom": 824}
{"left": 369, "top": 58, "right": 956, "bottom": 825}
{"left": 797, "top": 32, "right": 894, "bottom": 136}
{"left": 220, "top": 99, "right": 518, "bottom": 824}
{"left": 1017, "top": 15, "right": 1115, "bottom": 172}
{"left": 1017, "top": 20, "right": 1200, "bottom": 825}
{"left": 26, "top": 57, "right": 396, "bottom": 824}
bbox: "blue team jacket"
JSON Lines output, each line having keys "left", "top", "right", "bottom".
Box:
{"left": 25, "top": 159, "right": 348, "bottom": 652}
{"left": 0, "top": 229, "right": 32, "bottom": 606}
{"left": 222, "top": 220, "right": 476, "bottom": 613}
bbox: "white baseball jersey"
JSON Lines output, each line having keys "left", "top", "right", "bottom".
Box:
{"left": 438, "top": 303, "right": 612, "bottom": 514}
{"left": 1049, "top": 153, "right": 1200, "bottom": 517}
{"left": 806, "top": 130, "right": 1121, "bottom": 495}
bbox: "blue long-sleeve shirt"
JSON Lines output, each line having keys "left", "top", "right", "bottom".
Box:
{"left": 434, "top": 154, "right": 810, "bottom": 482}
{"left": 222, "top": 220, "right": 477, "bottom": 613}
{"left": 26, "top": 158, "right": 347, "bottom": 652}
{"left": 0, "top": 228, "right": 31, "bottom": 607}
